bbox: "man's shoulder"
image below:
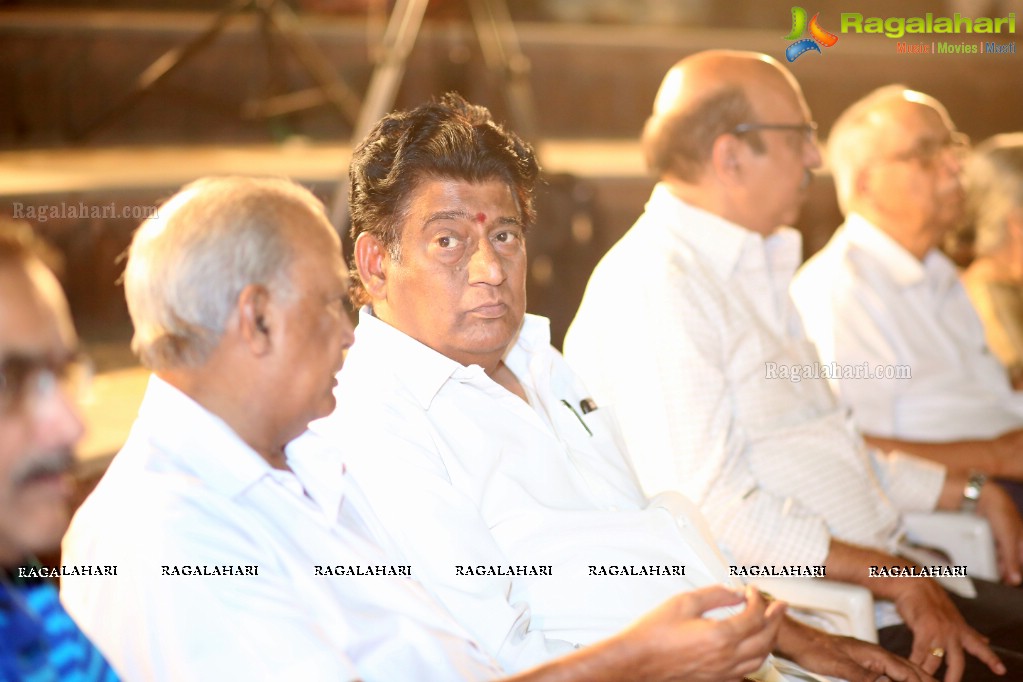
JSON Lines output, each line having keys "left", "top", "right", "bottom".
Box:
{"left": 793, "top": 228, "right": 865, "bottom": 301}
{"left": 69, "top": 438, "right": 267, "bottom": 557}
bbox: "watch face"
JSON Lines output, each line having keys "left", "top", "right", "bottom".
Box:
{"left": 962, "top": 471, "right": 987, "bottom": 511}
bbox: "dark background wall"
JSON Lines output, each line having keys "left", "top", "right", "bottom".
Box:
{"left": 1, "top": 1, "right": 1021, "bottom": 350}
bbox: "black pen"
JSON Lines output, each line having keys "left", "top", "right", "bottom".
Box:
{"left": 561, "top": 399, "right": 593, "bottom": 436}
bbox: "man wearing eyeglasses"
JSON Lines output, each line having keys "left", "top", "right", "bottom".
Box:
{"left": 566, "top": 52, "right": 1023, "bottom": 682}
{"left": 0, "top": 221, "right": 118, "bottom": 680}
{"left": 791, "top": 86, "right": 1023, "bottom": 544}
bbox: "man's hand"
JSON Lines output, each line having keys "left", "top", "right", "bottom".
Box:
{"left": 621, "top": 584, "right": 786, "bottom": 682}
{"left": 894, "top": 578, "right": 1005, "bottom": 681}
{"left": 822, "top": 540, "right": 1006, "bottom": 681}
{"left": 976, "top": 480, "right": 1023, "bottom": 585}
{"left": 509, "top": 585, "right": 786, "bottom": 682}
{"left": 778, "top": 620, "right": 937, "bottom": 682}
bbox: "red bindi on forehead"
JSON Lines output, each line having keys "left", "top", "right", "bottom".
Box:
{"left": 474, "top": 212, "right": 487, "bottom": 224}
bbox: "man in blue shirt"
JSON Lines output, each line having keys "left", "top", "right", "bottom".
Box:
{"left": 0, "top": 221, "right": 118, "bottom": 681}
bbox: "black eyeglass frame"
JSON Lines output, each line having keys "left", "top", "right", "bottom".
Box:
{"left": 0, "top": 351, "right": 91, "bottom": 415}
{"left": 884, "top": 131, "right": 971, "bottom": 166}
{"left": 732, "top": 121, "right": 819, "bottom": 137}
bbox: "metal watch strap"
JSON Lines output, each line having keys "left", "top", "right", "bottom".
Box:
{"left": 961, "top": 469, "right": 987, "bottom": 513}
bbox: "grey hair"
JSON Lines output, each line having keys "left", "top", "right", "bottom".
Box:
{"left": 967, "top": 134, "right": 1023, "bottom": 257}
{"left": 827, "top": 84, "right": 911, "bottom": 216}
{"left": 124, "top": 176, "right": 331, "bottom": 370}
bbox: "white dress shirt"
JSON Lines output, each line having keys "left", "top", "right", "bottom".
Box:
{"left": 61, "top": 376, "right": 501, "bottom": 682}
{"left": 312, "top": 309, "right": 749, "bottom": 673}
{"left": 564, "top": 185, "right": 945, "bottom": 571}
{"left": 791, "top": 213, "right": 1023, "bottom": 441}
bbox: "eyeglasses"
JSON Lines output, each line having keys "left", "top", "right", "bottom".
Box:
{"left": 0, "top": 351, "right": 92, "bottom": 417}
{"left": 732, "top": 121, "right": 819, "bottom": 144}
{"left": 882, "top": 131, "right": 970, "bottom": 167}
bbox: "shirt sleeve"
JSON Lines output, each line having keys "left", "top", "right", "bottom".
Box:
{"left": 650, "top": 316, "right": 834, "bottom": 567}
{"left": 317, "top": 412, "right": 575, "bottom": 673}
{"left": 569, "top": 268, "right": 833, "bottom": 568}
{"left": 867, "top": 447, "right": 946, "bottom": 513}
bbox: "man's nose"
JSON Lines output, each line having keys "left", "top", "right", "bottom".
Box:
{"left": 804, "top": 136, "right": 823, "bottom": 170}
{"left": 468, "top": 239, "right": 506, "bottom": 285}
{"left": 33, "top": 387, "right": 86, "bottom": 453}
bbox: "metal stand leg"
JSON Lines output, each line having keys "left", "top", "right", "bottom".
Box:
{"left": 350, "top": 0, "right": 432, "bottom": 144}
{"left": 330, "top": 0, "right": 537, "bottom": 231}
{"left": 73, "top": 0, "right": 360, "bottom": 141}
{"left": 465, "top": 0, "right": 537, "bottom": 143}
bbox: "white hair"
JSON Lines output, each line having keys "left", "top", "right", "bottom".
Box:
{"left": 124, "top": 176, "right": 331, "bottom": 370}
{"left": 826, "top": 85, "right": 911, "bottom": 216}
{"left": 967, "top": 133, "right": 1023, "bottom": 258}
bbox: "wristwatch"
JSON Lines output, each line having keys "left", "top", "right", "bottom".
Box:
{"left": 961, "top": 469, "right": 988, "bottom": 513}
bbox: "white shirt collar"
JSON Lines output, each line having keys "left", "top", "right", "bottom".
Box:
{"left": 135, "top": 375, "right": 347, "bottom": 518}
{"left": 356, "top": 307, "right": 551, "bottom": 410}
{"left": 356, "top": 307, "right": 469, "bottom": 410}
{"left": 843, "top": 213, "right": 959, "bottom": 295}
{"left": 646, "top": 183, "right": 802, "bottom": 282}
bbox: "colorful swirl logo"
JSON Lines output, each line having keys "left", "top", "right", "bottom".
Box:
{"left": 784, "top": 6, "right": 839, "bottom": 62}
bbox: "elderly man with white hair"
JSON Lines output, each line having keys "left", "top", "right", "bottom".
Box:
{"left": 791, "top": 88, "right": 1023, "bottom": 513}
{"left": 566, "top": 55, "right": 1023, "bottom": 682}
{"left": 0, "top": 222, "right": 118, "bottom": 680}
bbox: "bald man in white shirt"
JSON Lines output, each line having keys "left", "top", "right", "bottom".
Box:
{"left": 791, "top": 86, "right": 1023, "bottom": 513}
{"left": 565, "top": 52, "right": 1023, "bottom": 682}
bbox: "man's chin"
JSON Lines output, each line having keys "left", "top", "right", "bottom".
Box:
{"left": 9, "top": 504, "right": 72, "bottom": 560}
{"left": 471, "top": 323, "right": 519, "bottom": 350}
{"left": 310, "top": 393, "right": 338, "bottom": 424}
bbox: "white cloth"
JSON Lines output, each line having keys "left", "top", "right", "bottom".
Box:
{"left": 311, "top": 308, "right": 747, "bottom": 673}
{"left": 791, "top": 213, "right": 1023, "bottom": 441}
{"left": 564, "top": 185, "right": 945, "bottom": 572}
{"left": 61, "top": 376, "right": 501, "bottom": 682}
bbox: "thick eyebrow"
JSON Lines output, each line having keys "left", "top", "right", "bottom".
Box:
{"left": 494, "top": 216, "right": 524, "bottom": 228}
{"left": 421, "top": 210, "right": 523, "bottom": 230}
{"left": 424, "top": 209, "right": 471, "bottom": 227}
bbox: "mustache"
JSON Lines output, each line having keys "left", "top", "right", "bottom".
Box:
{"left": 12, "top": 448, "right": 75, "bottom": 488}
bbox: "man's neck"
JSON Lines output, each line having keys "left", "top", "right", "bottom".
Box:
{"left": 489, "top": 360, "right": 528, "bottom": 403}
{"left": 661, "top": 178, "right": 775, "bottom": 237}
{"left": 855, "top": 210, "right": 935, "bottom": 261}
{"left": 156, "top": 368, "right": 290, "bottom": 471}
{"left": 662, "top": 177, "right": 726, "bottom": 221}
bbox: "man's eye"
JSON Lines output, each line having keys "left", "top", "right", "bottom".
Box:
{"left": 495, "top": 231, "right": 519, "bottom": 243}
{"left": 437, "top": 236, "right": 453, "bottom": 248}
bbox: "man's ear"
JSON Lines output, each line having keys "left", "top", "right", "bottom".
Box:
{"left": 237, "top": 283, "right": 273, "bottom": 355}
{"left": 852, "top": 165, "right": 875, "bottom": 209}
{"left": 710, "top": 134, "right": 743, "bottom": 185}
{"left": 354, "top": 232, "right": 390, "bottom": 301}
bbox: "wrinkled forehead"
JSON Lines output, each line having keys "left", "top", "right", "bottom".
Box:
{"left": 0, "top": 261, "right": 74, "bottom": 359}
{"left": 400, "top": 174, "right": 520, "bottom": 219}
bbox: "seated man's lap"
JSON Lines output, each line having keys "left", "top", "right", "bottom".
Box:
{"left": 947, "top": 578, "right": 1023, "bottom": 646}
{"left": 879, "top": 578, "right": 1023, "bottom": 681}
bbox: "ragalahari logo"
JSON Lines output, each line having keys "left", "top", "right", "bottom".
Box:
{"left": 784, "top": 6, "right": 839, "bottom": 61}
